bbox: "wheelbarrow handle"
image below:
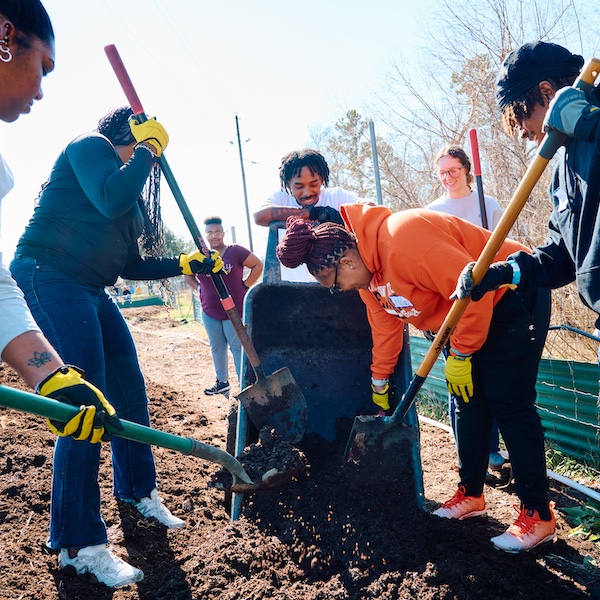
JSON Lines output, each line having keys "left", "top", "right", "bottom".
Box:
{"left": 104, "top": 45, "right": 266, "bottom": 378}
{"left": 391, "top": 56, "right": 600, "bottom": 425}
{"left": 0, "top": 384, "right": 253, "bottom": 485}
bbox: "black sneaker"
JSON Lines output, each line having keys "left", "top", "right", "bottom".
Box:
{"left": 204, "top": 380, "right": 231, "bottom": 395}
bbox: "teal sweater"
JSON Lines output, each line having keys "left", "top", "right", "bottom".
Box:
{"left": 16, "top": 133, "right": 180, "bottom": 288}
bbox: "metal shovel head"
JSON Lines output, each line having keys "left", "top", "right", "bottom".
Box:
{"left": 237, "top": 366, "right": 308, "bottom": 443}
{"left": 343, "top": 413, "right": 417, "bottom": 484}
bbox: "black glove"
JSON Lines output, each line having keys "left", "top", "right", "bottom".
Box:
{"left": 451, "top": 261, "right": 517, "bottom": 302}
{"left": 36, "top": 366, "right": 123, "bottom": 443}
{"left": 308, "top": 206, "right": 344, "bottom": 225}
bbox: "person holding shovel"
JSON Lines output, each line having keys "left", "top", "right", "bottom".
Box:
{"left": 184, "top": 215, "right": 263, "bottom": 395}
{"left": 10, "top": 105, "right": 224, "bottom": 588}
{"left": 276, "top": 203, "right": 556, "bottom": 553}
{"left": 455, "top": 41, "right": 600, "bottom": 364}
{"left": 0, "top": 6, "right": 122, "bottom": 474}
{"left": 426, "top": 145, "right": 506, "bottom": 472}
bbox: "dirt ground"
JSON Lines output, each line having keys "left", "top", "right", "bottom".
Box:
{"left": 1, "top": 304, "right": 600, "bottom": 599}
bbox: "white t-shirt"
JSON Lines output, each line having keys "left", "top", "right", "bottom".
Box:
{"left": 262, "top": 186, "right": 360, "bottom": 210}
{"left": 426, "top": 190, "right": 503, "bottom": 231}
{"left": 0, "top": 154, "right": 14, "bottom": 263}
{"left": 0, "top": 155, "right": 39, "bottom": 357}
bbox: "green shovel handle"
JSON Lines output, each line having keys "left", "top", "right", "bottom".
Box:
{"left": 0, "top": 384, "right": 253, "bottom": 485}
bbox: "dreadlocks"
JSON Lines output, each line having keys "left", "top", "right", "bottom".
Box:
{"left": 276, "top": 217, "right": 356, "bottom": 276}
{"left": 96, "top": 106, "right": 164, "bottom": 258}
{"left": 279, "top": 149, "right": 330, "bottom": 193}
{"left": 501, "top": 75, "right": 577, "bottom": 135}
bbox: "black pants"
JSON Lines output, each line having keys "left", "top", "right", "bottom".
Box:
{"left": 455, "top": 288, "right": 551, "bottom": 516}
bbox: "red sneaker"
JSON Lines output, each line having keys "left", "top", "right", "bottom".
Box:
{"left": 432, "top": 485, "right": 486, "bottom": 520}
{"left": 491, "top": 501, "right": 557, "bottom": 553}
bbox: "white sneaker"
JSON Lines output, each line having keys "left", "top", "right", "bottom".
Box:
{"left": 491, "top": 502, "right": 557, "bottom": 553}
{"left": 59, "top": 544, "right": 143, "bottom": 588}
{"left": 132, "top": 488, "right": 186, "bottom": 529}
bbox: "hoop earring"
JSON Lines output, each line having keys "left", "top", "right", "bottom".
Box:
{"left": 0, "top": 37, "right": 12, "bottom": 63}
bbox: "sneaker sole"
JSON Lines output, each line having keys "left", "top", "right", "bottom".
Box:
{"left": 433, "top": 508, "right": 487, "bottom": 520}
{"left": 492, "top": 531, "right": 557, "bottom": 554}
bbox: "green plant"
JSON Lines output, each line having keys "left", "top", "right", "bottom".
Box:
{"left": 561, "top": 501, "right": 600, "bottom": 544}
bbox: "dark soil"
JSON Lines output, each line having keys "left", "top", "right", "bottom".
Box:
{"left": 1, "top": 305, "right": 599, "bottom": 599}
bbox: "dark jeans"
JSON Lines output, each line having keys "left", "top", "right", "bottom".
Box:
{"left": 454, "top": 288, "right": 551, "bottom": 515}
{"left": 10, "top": 257, "right": 157, "bottom": 549}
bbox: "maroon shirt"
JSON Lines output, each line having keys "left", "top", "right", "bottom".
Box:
{"left": 195, "top": 244, "right": 251, "bottom": 320}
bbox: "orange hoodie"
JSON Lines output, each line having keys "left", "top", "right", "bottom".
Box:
{"left": 340, "top": 204, "right": 530, "bottom": 380}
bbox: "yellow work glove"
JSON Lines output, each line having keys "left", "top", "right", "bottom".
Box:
{"left": 36, "top": 366, "right": 123, "bottom": 444}
{"left": 445, "top": 354, "right": 473, "bottom": 404}
{"left": 179, "top": 250, "right": 224, "bottom": 276}
{"left": 128, "top": 115, "right": 169, "bottom": 157}
{"left": 371, "top": 377, "right": 390, "bottom": 412}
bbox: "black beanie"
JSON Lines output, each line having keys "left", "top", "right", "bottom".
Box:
{"left": 496, "top": 41, "right": 584, "bottom": 110}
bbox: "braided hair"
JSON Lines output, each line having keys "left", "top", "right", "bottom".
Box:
{"left": 276, "top": 217, "right": 356, "bottom": 276}
{"left": 279, "top": 148, "right": 330, "bottom": 193}
{"left": 1, "top": 0, "right": 54, "bottom": 49}
{"left": 96, "top": 106, "right": 164, "bottom": 258}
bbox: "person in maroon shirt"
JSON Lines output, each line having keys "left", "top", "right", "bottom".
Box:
{"left": 185, "top": 216, "right": 263, "bottom": 395}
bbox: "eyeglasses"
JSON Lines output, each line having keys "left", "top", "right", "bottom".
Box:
{"left": 437, "top": 166, "right": 465, "bottom": 179}
{"left": 329, "top": 261, "right": 342, "bottom": 294}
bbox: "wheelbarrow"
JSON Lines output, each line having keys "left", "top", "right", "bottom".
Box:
{"left": 230, "top": 222, "right": 424, "bottom": 519}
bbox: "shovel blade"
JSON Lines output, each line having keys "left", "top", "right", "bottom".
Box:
{"left": 237, "top": 366, "right": 308, "bottom": 443}
{"left": 343, "top": 413, "right": 417, "bottom": 484}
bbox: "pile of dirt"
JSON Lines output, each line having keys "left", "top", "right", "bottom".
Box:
{"left": 0, "top": 304, "right": 599, "bottom": 599}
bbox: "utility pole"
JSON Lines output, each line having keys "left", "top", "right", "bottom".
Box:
{"left": 369, "top": 121, "right": 383, "bottom": 205}
{"left": 235, "top": 114, "right": 254, "bottom": 251}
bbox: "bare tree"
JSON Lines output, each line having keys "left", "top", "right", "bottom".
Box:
{"left": 315, "top": 0, "right": 598, "bottom": 346}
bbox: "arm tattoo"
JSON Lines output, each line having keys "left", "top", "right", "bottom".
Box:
{"left": 27, "top": 351, "right": 53, "bottom": 368}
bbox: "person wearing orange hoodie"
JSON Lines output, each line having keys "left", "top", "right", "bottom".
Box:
{"left": 276, "top": 203, "right": 555, "bottom": 554}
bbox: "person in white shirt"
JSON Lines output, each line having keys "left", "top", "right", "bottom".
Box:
{"left": 426, "top": 145, "right": 503, "bottom": 229}
{"left": 254, "top": 148, "right": 366, "bottom": 227}
{"left": 426, "top": 145, "right": 506, "bottom": 472}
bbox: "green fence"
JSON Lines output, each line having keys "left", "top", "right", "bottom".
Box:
{"left": 409, "top": 335, "right": 600, "bottom": 464}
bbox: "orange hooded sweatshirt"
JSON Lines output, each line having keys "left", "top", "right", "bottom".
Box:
{"left": 340, "top": 204, "right": 530, "bottom": 380}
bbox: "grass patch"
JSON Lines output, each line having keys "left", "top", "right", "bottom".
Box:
{"left": 415, "top": 390, "right": 450, "bottom": 426}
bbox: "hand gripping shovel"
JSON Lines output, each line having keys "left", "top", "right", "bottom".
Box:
{"left": 0, "top": 384, "right": 279, "bottom": 492}
{"left": 104, "top": 45, "right": 308, "bottom": 444}
{"left": 344, "top": 57, "right": 600, "bottom": 467}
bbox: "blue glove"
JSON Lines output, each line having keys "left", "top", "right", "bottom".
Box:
{"left": 451, "top": 261, "right": 517, "bottom": 302}
{"left": 543, "top": 87, "right": 599, "bottom": 138}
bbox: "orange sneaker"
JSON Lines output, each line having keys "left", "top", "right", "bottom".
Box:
{"left": 491, "top": 501, "right": 557, "bottom": 553}
{"left": 432, "top": 485, "right": 486, "bottom": 520}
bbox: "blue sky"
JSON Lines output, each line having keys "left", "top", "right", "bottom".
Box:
{"left": 0, "top": 0, "right": 433, "bottom": 260}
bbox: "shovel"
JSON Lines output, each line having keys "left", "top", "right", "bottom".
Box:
{"left": 104, "top": 45, "right": 308, "bottom": 444}
{"left": 344, "top": 57, "right": 600, "bottom": 467}
{"left": 0, "top": 384, "right": 284, "bottom": 492}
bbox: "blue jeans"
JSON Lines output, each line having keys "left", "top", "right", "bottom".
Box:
{"left": 10, "top": 257, "right": 157, "bottom": 550}
{"left": 202, "top": 312, "right": 242, "bottom": 382}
